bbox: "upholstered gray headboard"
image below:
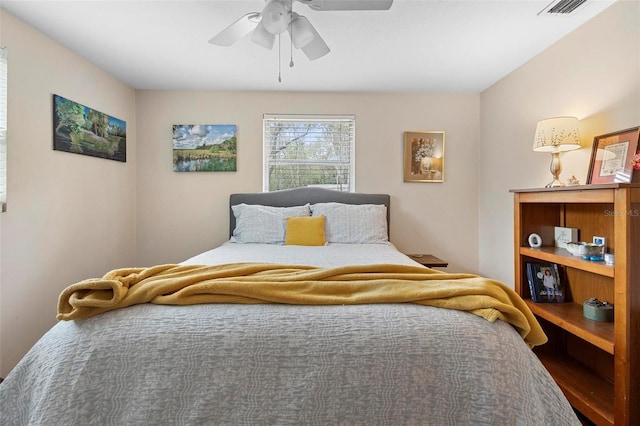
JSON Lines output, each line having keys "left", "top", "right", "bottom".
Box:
{"left": 229, "top": 187, "right": 390, "bottom": 238}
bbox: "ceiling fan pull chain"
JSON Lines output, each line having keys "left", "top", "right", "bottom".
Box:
{"left": 278, "top": 33, "right": 282, "bottom": 83}
{"left": 289, "top": 32, "right": 294, "bottom": 67}
{"left": 289, "top": 0, "right": 294, "bottom": 68}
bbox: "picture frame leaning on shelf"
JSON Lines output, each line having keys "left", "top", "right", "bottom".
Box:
{"left": 587, "top": 126, "right": 640, "bottom": 184}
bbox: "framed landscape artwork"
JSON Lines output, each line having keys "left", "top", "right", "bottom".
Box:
{"left": 403, "top": 131, "right": 445, "bottom": 182}
{"left": 53, "top": 94, "right": 126, "bottom": 162}
{"left": 173, "top": 124, "right": 237, "bottom": 172}
{"left": 587, "top": 126, "right": 640, "bottom": 184}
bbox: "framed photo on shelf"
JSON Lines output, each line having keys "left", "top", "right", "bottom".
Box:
{"left": 587, "top": 126, "right": 640, "bottom": 184}
{"left": 403, "top": 131, "right": 445, "bottom": 183}
{"left": 525, "top": 262, "right": 565, "bottom": 303}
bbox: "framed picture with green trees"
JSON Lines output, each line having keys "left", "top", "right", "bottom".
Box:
{"left": 53, "top": 94, "right": 126, "bottom": 162}
{"left": 172, "top": 124, "right": 237, "bottom": 172}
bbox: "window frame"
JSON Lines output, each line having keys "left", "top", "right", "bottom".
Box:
{"left": 262, "top": 114, "right": 356, "bottom": 193}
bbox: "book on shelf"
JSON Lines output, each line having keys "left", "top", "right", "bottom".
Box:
{"left": 526, "top": 262, "right": 565, "bottom": 303}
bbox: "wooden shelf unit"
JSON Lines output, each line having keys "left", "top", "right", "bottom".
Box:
{"left": 512, "top": 184, "right": 640, "bottom": 426}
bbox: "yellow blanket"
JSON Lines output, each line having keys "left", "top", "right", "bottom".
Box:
{"left": 57, "top": 263, "right": 547, "bottom": 347}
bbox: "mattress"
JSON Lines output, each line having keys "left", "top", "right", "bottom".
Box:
{"left": 181, "top": 240, "right": 422, "bottom": 267}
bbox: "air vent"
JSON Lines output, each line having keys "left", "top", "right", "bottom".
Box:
{"left": 539, "top": 0, "right": 587, "bottom": 15}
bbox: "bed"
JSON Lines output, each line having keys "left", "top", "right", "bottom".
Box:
{"left": 0, "top": 187, "right": 579, "bottom": 425}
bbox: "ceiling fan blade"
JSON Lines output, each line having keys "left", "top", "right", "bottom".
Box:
{"left": 301, "top": 0, "right": 393, "bottom": 11}
{"left": 209, "top": 12, "right": 261, "bottom": 46}
{"left": 301, "top": 23, "right": 330, "bottom": 60}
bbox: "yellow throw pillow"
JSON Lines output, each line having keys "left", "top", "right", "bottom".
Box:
{"left": 284, "top": 215, "right": 326, "bottom": 246}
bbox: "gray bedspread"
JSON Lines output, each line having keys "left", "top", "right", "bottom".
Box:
{"left": 1, "top": 302, "right": 578, "bottom": 425}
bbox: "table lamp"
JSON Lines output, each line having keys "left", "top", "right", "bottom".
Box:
{"left": 533, "top": 117, "right": 581, "bottom": 187}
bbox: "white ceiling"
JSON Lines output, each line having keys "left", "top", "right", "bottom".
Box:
{"left": 1, "top": 0, "right": 617, "bottom": 92}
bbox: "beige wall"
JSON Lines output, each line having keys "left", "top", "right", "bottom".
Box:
{"left": 136, "top": 91, "right": 480, "bottom": 269}
{"left": 0, "top": 10, "right": 137, "bottom": 377}
{"left": 479, "top": 0, "right": 640, "bottom": 284}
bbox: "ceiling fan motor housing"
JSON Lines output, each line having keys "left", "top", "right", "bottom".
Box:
{"left": 261, "top": 0, "right": 291, "bottom": 34}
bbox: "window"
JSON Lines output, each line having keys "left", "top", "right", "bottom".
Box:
{"left": 263, "top": 114, "right": 355, "bottom": 192}
{"left": 0, "top": 47, "right": 7, "bottom": 212}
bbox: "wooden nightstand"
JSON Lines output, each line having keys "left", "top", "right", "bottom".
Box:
{"left": 406, "top": 254, "right": 448, "bottom": 268}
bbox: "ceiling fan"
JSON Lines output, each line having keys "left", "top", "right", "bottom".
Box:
{"left": 209, "top": 0, "right": 394, "bottom": 63}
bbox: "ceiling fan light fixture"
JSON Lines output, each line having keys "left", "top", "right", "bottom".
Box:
{"left": 209, "top": 0, "right": 394, "bottom": 66}
{"left": 251, "top": 21, "right": 276, "bottom": 49}
{"left": 301, "top": 24, "right": 330, "bottom": 60}
{"left": 289, "top": 13, "right": 315, "bottom": 48}
{"left": 261, "top": 0, "right": 290, "bottom": 34}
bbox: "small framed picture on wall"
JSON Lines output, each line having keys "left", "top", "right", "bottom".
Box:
{"left": 403, "top": 131, "right": 445, "bottom": 183}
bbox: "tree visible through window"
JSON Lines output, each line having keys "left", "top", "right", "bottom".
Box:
{"left": 263, "top": 114, "right": 355, "bottom": 192}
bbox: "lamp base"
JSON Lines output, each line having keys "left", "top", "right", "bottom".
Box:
{"left": 545, "top": 178, "right": 566, "bottom": 188}
{"left": 545, "top": 152, "right": 565, "bottom": 188}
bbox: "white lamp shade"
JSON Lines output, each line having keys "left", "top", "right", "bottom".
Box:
{"left": 301, "top": 23, "right": 330, "bottom": 60}
{"left": 533, "top": 116, "right": 581, "bottom": 153}
{"left": 251, "top": 21, "right": 276, "bottom": 49}
{"left": 289, "top": 13, "right": 315, "bottom": 49}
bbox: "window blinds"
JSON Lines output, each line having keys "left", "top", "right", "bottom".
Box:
{"left": 0, "top": 47, "right": 7, "bottom": 212}
{"left": 263, "top": 114, "right": 355, "bottom": 192}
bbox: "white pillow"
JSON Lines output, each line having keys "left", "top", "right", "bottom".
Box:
{"left": 231, "top": 204, "right": 311, "bottom": 244}
{"left": 310, "top": 202, "right": 388, "bottom": 244}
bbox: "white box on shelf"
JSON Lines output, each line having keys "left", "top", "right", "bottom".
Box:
{"left": 554, "top": 226, "right": 579, "bottom": 249}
